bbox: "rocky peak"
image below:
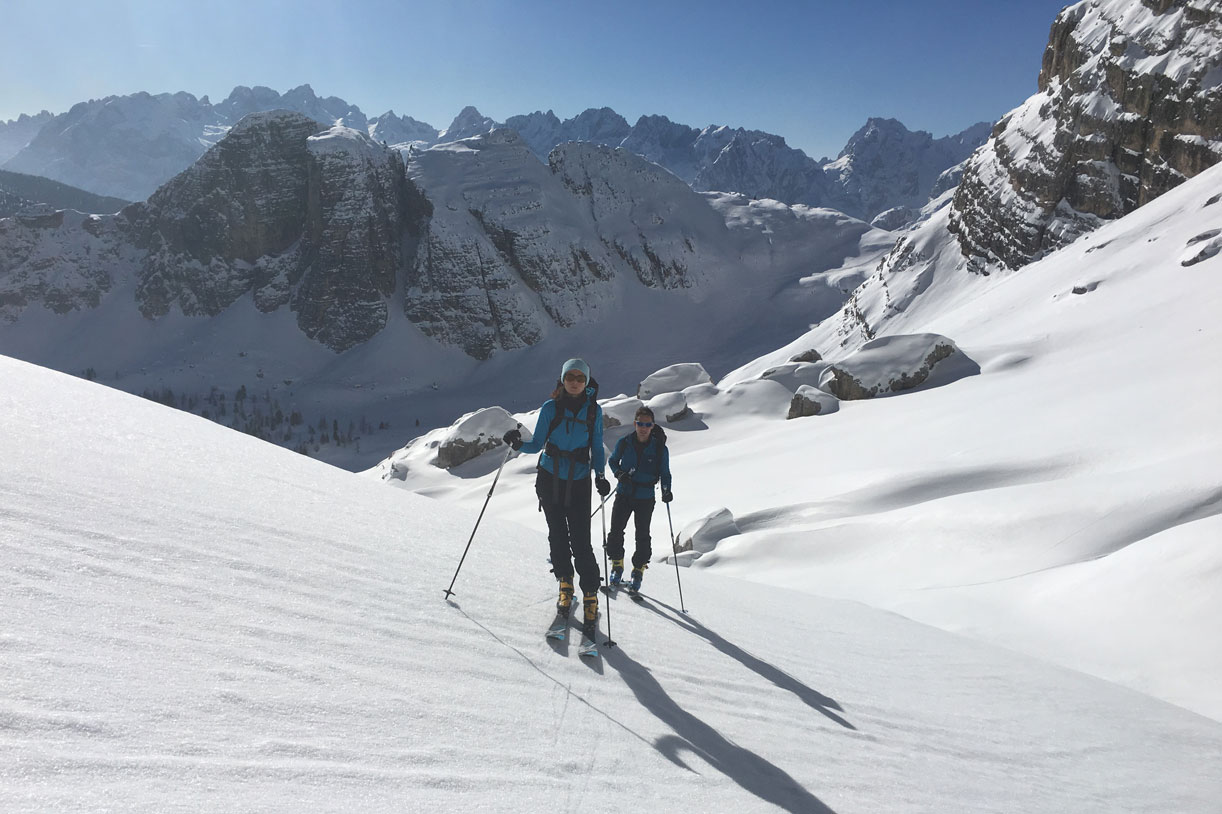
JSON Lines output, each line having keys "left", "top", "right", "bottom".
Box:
{"left": 367, "top": 111, "right": 439, "bottom": 146}
{"left": 0, "top": 110, "right": 54, "bottom": 164}
{"left": 439, "top": 106, "right": 499, "bottom": 142}
{"left": 825, "top": 118, "right": 990, "bottom": 221}
{"left": 125, "top": 111, "right": 426, "bottom": 350}
{"left": 949, "top": 0, "right": 1222, "bottom": 271}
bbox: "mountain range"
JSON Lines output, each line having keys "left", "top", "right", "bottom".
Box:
{"left": 0, "top": 86, "right": 986, "bottom": 224}
{"left": 0, "top": 0, "right": 1219, "bottom": 471}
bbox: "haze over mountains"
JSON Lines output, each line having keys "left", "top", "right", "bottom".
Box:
{"left": 0, "top": 85, "right": 987, "bottom": 223}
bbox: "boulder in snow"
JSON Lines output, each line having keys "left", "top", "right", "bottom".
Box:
{"left": 435, "top": 406, "right": 518, "bottom": 469}
{"left": 645, "top": 391, "right": 691, "bottom": 423}
{"left": 758, "top": 361, "right": 830, "bottom": 393}
{"left": 637, "top": 362, "right": 712, "bottom": 399}
{"left": 788, "top": 348, "right": 822, "bottom": 363}
{"left": 600, "top": 395, "right": 644, "bottom": 429}
{"left": 787, "top": 385, "right": 840, "bottom": 419}
{"left": 674, "top": 507, "right": 741, "bottom": 564}
{"left": 818, "top": 333, "right": 979, "bottom": 400}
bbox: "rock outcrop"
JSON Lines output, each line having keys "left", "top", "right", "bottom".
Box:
{"left": 817, "top": 334, "right": 979, "bottom": 400}
{"left": 949, "top": 0, "right": 1222, "bottom": 271}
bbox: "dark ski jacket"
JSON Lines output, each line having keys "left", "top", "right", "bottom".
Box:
{"left": 518, "top": 386, "right": 606, "bottom": 482}
{"left": 609, "top": 426, "right": 671, "bottom": 500}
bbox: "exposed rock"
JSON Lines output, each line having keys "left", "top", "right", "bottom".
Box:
{"left": 788, "top": 348, "right": 822, "bottom": 363}
{"left": 787, "top": 385, "right": 839, "bottom": 419}
{"left": 818, "top": 334, "right": 979, "bottom": 400}
{"left": 1181, "top": 229, "right": 1222, "bottom": 266}
{"left": 824, "top": 118, "right": 991, "bottom": 221}
{"left": 949, "top": 0, "right": 1222, "bottom": 271}
{"left": 674, "top": 507, "right": 741, "bottom": 563}
{"left": 434, "top": 407, "right": 517, "bottom": 469}
{"left": 128, "top": 112, "right": 427, "bottom": 351}
{"left": 645, "top": 391, "right": 690, "bottom": 424}
{"left": 600, "top": 395, "right": 644, "bottom": 429}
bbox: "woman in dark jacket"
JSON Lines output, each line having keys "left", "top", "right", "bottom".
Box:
{"left": 606, "top": 406, "right": 672, "bottom": 593}
{"left": 503, "top": 358, "right": 610, "bottom": 642}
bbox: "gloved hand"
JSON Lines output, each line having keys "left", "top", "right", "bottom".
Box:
{"left": 661, "top": 489, "right": 673, "bottom": 503}
{"left": 502, "top": 428, "right": 522, "bottom": 450}
{"left": 615, "top": 469, "right": 632, "bottom": 483}
{"left": 595, "top": 476, "right": 611, "bottom": 497}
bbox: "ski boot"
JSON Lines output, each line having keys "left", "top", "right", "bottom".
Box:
{"left": 581, "top": 592, "right": 599, "bottom": 645}
{"left": 628, "top": 565, "right": 646, "bottom": 594}
{"left": 557, "top": 577, "right": 574, "bottom": 615}
{"left": 608, "top": 559, "right": 624, "bottom": 586}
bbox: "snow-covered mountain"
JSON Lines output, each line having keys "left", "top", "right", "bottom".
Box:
{"left": 0, "top": 110, "right": 889, "bottom": 466}
{"left": 366, "top": 109, "right": 439, "bottom": 146}
{"left": 504, "top": 106, "right": 632, "bottom": 160}
{"left": 2, "top": 85, "right": 984, "bottom": 222}
{"left": 0, "top": 85, "right": 432, "bottom": 202}
{"left": 824, "top": 118, "right": 993, "bottom": 222}
{"left": 378, "top": 139, "right": 1222, "bottom": 730}
{"left": 809, "top": 0, "right": 1222, "bottom": 354}
{"left": 950, "top": 0, "right": 1222, "bottom": 271}
{"left": 0, "top": 110, "right": 54, "bottom": 164}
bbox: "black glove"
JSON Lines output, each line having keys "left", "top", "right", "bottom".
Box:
{"left": 614, "top": 469, "right": 631, "bottom": 483}
{"left": 502, "top": 428, "right": 522, "bottom": 450}
{"left": 595, "top": 476, "right": 610, "bottom": 497}
{"left": 661, "top": 489, "right": 673, "bottom": 503}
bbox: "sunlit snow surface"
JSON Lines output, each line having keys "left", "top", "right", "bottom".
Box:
{"left": 4, "top": 350, "right": 1222, "bottom": 811}
{"left": 384, "top": 159, "right": 1222, "bottom": 737}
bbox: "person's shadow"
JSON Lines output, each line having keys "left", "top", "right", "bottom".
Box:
{"left": 604, "top": 643, "right": 840, "bottom": 814}
{"left": 635, "top": 594, "right": 855, "bottom": 730}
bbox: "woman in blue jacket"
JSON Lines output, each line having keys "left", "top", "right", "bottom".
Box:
{"left": 606, "top": 406, "right": 672, "bottom": 592}
{"left": 503, "top": 359, "right": 610, "bottom": 641}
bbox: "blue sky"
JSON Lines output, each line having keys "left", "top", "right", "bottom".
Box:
{"left": 2, "top": 0, "right": 1071, "bottom": 159}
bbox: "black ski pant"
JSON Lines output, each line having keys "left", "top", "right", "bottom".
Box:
{"left": 606, "top": 492, "right": 655, "bottom": 570}
{"left": 536, "top": 469, "right": 601, "bottom": 595}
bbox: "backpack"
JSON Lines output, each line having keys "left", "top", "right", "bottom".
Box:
{"left": 538, "top": 377, "right": 600, "bottom": 505}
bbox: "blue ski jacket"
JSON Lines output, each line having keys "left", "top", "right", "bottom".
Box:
{"left": 609, "top": 427, "right": 671, "bottom": 500}
{"left": 519, "top": 388, "right": 606, "bottom": 481}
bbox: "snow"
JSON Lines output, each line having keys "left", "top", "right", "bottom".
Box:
{"left": 380, "top": 153, "right": 1222, "bottom": 734}
{"left": 636, "top": 362, "right": 713, "bottom": 399}
{"left": 307, "top": 124, "right": 391, "bottom": 162}
{"left": 5, "top": 352, "right": 1222, "bottom": 812}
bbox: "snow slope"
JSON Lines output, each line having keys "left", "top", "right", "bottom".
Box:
{"left": 378, "top": 147, "right": 1222, "bottom": 726}
{"left": 4, "top": 356, "right": 1222, "bottom": 811}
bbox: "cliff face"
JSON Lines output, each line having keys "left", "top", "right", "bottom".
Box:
{"left": 127, "top": 112, "right": 427, "bottom": 351}
{"left": 0, "top": 112, "right": 429, "bottom": 351}
{"left": 403, "top": 132, "right": 729, "bottom": 360}
{"left": 0, "top": 110, "right": 881, "bottom": 362}
{"left": 949, "top": 0, "right": 1222, "bottom": 271}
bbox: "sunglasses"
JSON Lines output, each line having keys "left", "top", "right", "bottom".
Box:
{"left": 563, "top": 373, "right": 587, "bottom": 382}
{"left": 635, "top": 421, "right": 654, "bottom": 428}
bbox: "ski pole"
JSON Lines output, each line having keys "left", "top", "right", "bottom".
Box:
{"left": 443, "top": 445, "right": 515, "bottom": 600}
{"left": 665, "top": 502, "right": 687, "bottom": 613}
{"left": 600, "top": 496, "right": 617, "bottom": 648}
{"left": 590, "top": 488, "right": 613, "bottom": 519}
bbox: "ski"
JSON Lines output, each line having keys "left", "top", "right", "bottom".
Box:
{"left": 546, "top": 612, "right": 569, "bottom": 641}
{"left": 578, "top": 636, "right": 599, "bottom": 658}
